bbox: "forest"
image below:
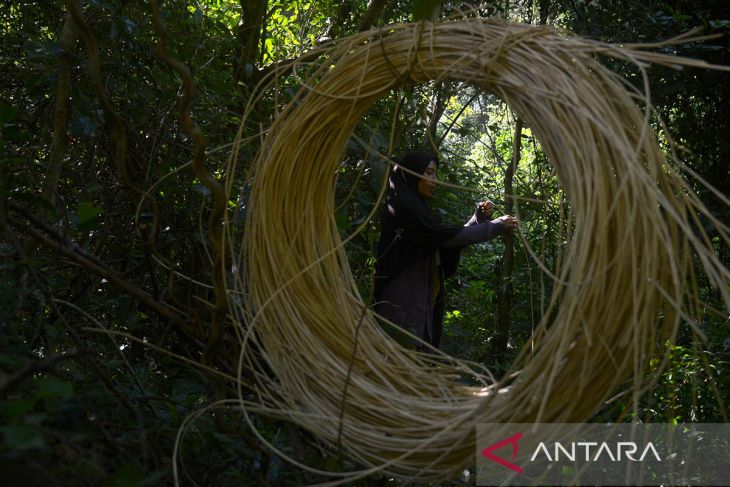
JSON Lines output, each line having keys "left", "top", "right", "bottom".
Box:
{"left": 1, "top": 0, "right": 729, "bottom": 485}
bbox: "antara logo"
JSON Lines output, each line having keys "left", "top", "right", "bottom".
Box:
{"left": 481, "top": 433, "right": 524, "bottom": 474}
{"left": 530, "top": 441, "right": 662, "bottom": 462}
{"left": 482, "top": 433, "right": 663, "bottom": 474}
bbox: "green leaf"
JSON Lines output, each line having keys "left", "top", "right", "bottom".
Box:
{"left": 36, "top": 377, "right": 74, "bottom": 400}
{"left": 414, "top": 0, "right": 441, "bottom": 22}
{"left": 77, "top": 201, "right": 102, "bottom": 223}
{"left": 101, "top": 462, "right": 144, "bottom": 487}
{"left": 1, "top": 425, "right": 45, "bottom": 451}
{"left": 0, "top": 100, "right": 17, "bottom": 123}
{"left": 335, "top": 211, "right": 348, "bottom": 232}
{"left": 1, "top": 399, "right": 36, "bottom": 421}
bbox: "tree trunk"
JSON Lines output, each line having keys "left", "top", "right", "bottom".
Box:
{"left": 538, "top": 0, "right": 550, "bottom": 25}
{"left": 425, "top": 82, "right": 450, "bottom": 152}
{"left": 493, "top": 118, "right": 522, "bottom": 357}
{"left": 235, "top": 0, "right": 267, "bottom": 83}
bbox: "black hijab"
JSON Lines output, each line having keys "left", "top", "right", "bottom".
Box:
{"left": 374, "top": 151, "right": 464, "bottom": 299}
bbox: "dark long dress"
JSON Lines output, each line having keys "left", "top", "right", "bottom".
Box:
{"left": 375, "top": 213, "right": 504, "bottom": 348}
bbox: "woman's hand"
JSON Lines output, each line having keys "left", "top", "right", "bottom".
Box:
{"left": 496, "top": 215, "right": 519, "bottom": 231}
{"left": 476, "top": 201, "right": 495, "bottom": 223}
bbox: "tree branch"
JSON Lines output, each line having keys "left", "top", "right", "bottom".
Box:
{"left": 0, "top": 352, "right": 79, "bottom": 398}
{"left": 6, "top": 201, "right": 195, "bottom": 335}
{"left": 493, "top": 118, "right": 522, "bottom": 357}
{"left": 358, "top": 0, "right": 390, "bottom": 32}
{"left": 437, "top": 91, "right": 477, "bottom": 148}
{"left": 149, "top": 0, "right": 229, "bottom": 367}
{"left": 42, "top": 13, "right": 76, "bottom": 211}
{"left": 22, "top": 14, "right": 77, "bottom": 262}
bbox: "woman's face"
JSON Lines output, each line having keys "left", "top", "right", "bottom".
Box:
{"left": 417, "top": 160, "right": 438, "bottom": 199}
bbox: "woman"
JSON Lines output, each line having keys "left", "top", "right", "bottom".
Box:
{"left": 374, "top": 151, "right": 519, "bottom": 349}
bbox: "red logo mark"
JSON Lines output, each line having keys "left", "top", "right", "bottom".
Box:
{"left": 481, "top": 432, "right": 523, "bottom": 474}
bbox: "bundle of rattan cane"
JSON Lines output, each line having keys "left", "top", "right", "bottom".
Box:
{"left": 225, "top": 18, "right": 730, "bottom": 482}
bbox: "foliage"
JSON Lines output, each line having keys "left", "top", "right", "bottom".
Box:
{"left": 0, "top": 0, "right": 728, "bottom": 484}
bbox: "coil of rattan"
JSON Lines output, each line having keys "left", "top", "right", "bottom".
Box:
{"left": 226, "top": 18, "right": 730, "bottom": 482}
